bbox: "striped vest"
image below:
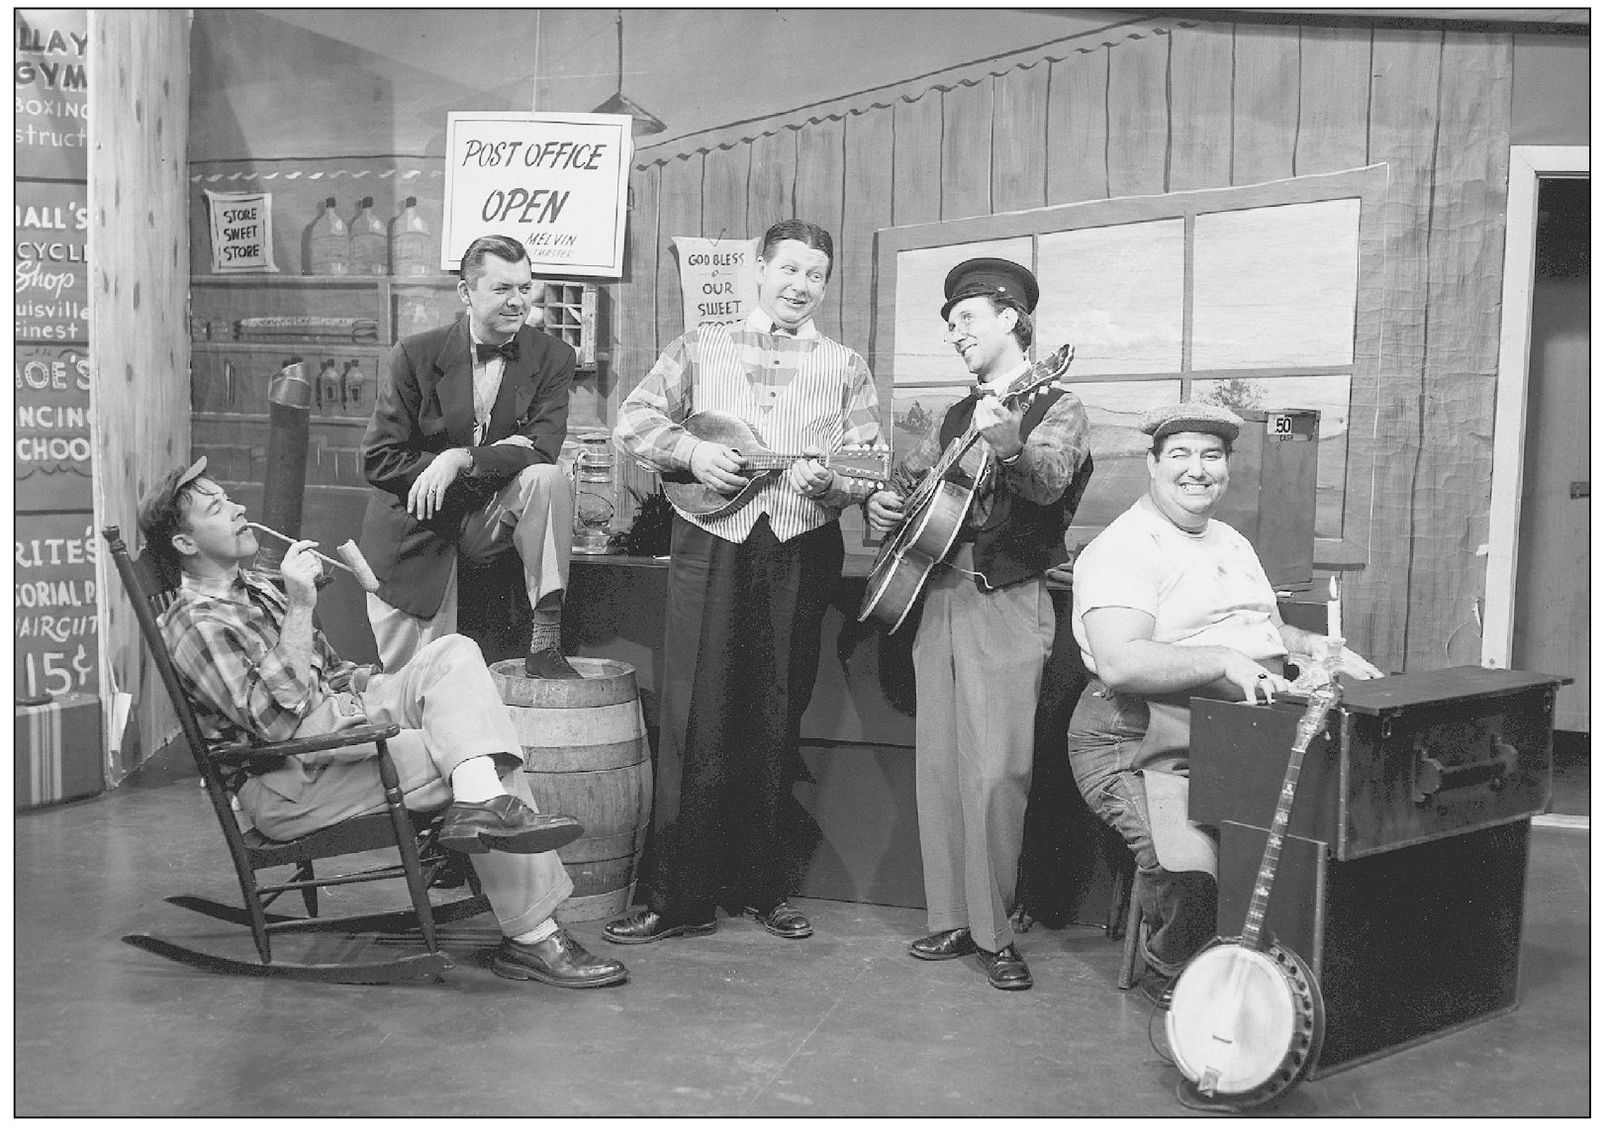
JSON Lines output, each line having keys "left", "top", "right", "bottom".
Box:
{"left": 678, "top": 323, "right": 860, "bottom": 544}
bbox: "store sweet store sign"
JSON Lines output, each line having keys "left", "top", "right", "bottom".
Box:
{"left": 442, "top": 111, "right": 633, "bottom": 278}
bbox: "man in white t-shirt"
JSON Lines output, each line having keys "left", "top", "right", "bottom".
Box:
{"left": 1067, "top": 402, "right": 1379, "bottom": 981}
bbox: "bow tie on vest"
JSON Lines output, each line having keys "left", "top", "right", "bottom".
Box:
{"left": 475, "top": 338, "right": 520, "bottom": 364}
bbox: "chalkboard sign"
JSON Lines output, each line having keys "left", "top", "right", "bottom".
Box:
{"left": 15, "top": 9, "right": 88, "bottom": 181}
{"left": 15, "top": 9, "right": 94, "bottom": 699}
{"left": 15, "top": 179, "right": 88, "bottom": 343}
{"left": 15, "top": 343, "right": 91, "bottom": 512}
{"left": 15, "top": 512, "right": 98, "bottom": 700}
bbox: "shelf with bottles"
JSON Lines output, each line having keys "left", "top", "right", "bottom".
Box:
{"left": 194, "top": 411, "right": 371, "bottom": 490}
{"left": 190, "top": 273, "right": 600, "bottom": 371}
{"left": 190, "top": 346, "right": 382, "bottom": 423}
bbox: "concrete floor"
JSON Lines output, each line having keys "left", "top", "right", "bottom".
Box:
{"left": 14, "top": 771, "right": 1591, "bottom": 1118}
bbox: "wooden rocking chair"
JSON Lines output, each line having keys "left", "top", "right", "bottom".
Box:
{"left": 103, "top": 525, "right": 491, "bottom": 984}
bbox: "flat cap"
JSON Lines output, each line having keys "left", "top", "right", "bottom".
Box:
{"left": 1138, "top": 402, "right": 1244, "bottom": 443}
{"left": 136, "top": 455, "right": 209, "bottom": 540}
{"left": 941, "top": 257, "right": 1039, "bottom": 320}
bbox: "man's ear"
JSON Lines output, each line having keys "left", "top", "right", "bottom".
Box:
{"left": 457, "top": 277, "right": 472, "bottom": 306}
{"left": 170, "top": 532, "right": 198, "bottom": 558}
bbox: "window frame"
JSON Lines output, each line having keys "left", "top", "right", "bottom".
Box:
{"left": 871, "top": 163, "right": 1388, "bottom": 569}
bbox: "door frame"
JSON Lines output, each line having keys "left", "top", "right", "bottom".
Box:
{"left": 1480, "top": 145, "right": 1589, "bottom": 669}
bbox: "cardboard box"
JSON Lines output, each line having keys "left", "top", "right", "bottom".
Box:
{"left": 16, "top": 693, "right": 104, "bottom": 809}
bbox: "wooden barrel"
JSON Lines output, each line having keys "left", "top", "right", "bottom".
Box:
{"left": 490, "top": 658, "right": 652, "bottom": 922}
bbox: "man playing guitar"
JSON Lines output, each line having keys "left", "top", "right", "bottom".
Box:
{"left": 867, "top": 258, "right": 1091, "bottom": 991}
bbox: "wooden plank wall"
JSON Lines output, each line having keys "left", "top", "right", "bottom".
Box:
{"left": 89, "top": 10, "right": 192, "bottom": 779}
{"left": 610, "top": 15, "right": 1518, "bottom": 674}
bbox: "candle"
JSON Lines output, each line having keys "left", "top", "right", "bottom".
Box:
{"left": 1327, "top": 576, "right": 1342, "bottom": 641}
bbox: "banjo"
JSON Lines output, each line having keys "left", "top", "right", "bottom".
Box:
{"left": 1164, "top": 677, "right": 1339, "bottom": 1109}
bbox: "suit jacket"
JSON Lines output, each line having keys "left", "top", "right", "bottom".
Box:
{"left": 360, "top": 316, "right": 574, "bottom": 618}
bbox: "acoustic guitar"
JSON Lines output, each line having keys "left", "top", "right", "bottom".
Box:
{"left": 659, "top": 410, "right": 892, "bottom": 522}
{"left": 1163, "top": 678, "right": 1338, "bottom": 1110}
{"left": 857, "top": 344, "right": 1073, "bottom": 633}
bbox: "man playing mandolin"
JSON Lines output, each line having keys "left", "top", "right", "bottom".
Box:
{"left": 1061, "top": 402, "right": 1381, "bottom": 988}
{"left": 866, "top": 258, "right": 1091, "bottom": 990}
{"left": 607, "top": 219, "right": 882, "bottom": 947}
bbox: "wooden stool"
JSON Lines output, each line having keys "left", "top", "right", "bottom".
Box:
{"left": 1116, "top": 868, "right": 1144, "bottom": 990}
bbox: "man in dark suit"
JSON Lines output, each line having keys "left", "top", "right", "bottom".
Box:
{"left": 361, "top": 234, "right": 579, "bottom": 679}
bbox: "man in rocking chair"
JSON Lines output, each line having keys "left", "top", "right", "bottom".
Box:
{"left": 866, "top": 258, "right": 1092, "bottom": 990}
{"left": 137, "top": 457, "right": 629, "bottom": 989}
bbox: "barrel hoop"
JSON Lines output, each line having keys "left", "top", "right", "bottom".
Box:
{"left": 490, "top": 658, "right": 638, "bottom": 708}
{"left": 559, "top": 830, "right": 650, "bottom": 861}
{"left": 519, "top": 739, "right": 649, "bottom": 772}
{"left": 504, "top": 703, "right": 643, "bottom": 749}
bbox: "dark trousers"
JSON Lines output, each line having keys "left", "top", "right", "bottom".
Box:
{"left": 646, "top": 514, "right": 842, "bottom": 920}
{"left": 1066, "top": 683, "right": 1218, "bottom": 968}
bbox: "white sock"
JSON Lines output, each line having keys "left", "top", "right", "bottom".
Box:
{"left": 448, "top": 756, "right": 505, "bottom": 804}
{"left": 512, "top": 918, "right": 559, "bottom": 945}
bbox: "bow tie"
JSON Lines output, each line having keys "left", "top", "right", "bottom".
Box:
{"left": 475, "top": 339, "right": 519, "bottom": 364}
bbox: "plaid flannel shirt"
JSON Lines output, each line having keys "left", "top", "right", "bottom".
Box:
{"left": 160, "top": 567, "right": 367, "bottom": 757}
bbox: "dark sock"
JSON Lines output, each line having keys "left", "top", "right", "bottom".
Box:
{"left": 530, "top": 590, "right": 563, "bottom": 655}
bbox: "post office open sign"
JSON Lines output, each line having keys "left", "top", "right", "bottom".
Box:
{"left": 442, "top": 111, "right": 633, "bottom": 278}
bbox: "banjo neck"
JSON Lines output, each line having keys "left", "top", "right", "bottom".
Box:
{"left": 1240, "top": 681, "right": 1342, "bottom": 950}
{"left": 1165, "top": 664, "right": 1340, "bottom": 1106}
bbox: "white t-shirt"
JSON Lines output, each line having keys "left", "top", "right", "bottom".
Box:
{"left": 1071, "top": 495, "right": 1285, "bottom": 672}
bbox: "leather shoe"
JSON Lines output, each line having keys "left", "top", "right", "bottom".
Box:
{"left": 977, "top": 944, "right": 1033, "bottom": 990}
{"left": 909, "top": 927, "right": 976, "bottom": 960}
{"left": 429, "top": 849, "right": 473, "bottom": 891}
{"left": 602, "top": 908, "right": 718, "bottom": 945}
{"left": 1138, "top": 920, "right": 1185, "bottom": 980}
{"left": 492, "top": 928, "right": 629, "bottom": 988}
{"left": 437, "top": 795, "right": 583, "bottom": 855}
{"left": 525, "top": 647, "right": 582, "bottom": 680}
{"left": 743, "top": 900, "right": 813, "bottom": 939}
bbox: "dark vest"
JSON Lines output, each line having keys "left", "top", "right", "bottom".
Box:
{"left": 938, "top": 386, "right": 1094, "bottom": 590}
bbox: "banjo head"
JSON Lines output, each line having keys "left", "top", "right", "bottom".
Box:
{"left": 1165, "top": 942, "right": 1318, "bottom": 1101}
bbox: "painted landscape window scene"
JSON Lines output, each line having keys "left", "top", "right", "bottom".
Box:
{"left": 882, "top": 166, "right": 1380, "bottom": 560}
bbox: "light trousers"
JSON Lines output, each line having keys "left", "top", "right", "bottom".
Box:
{"left": 237, "top": 634, "right": 574, "bottom": 938}
{"left": 368, "top": 463, "right": 572, "bottom": 671}
{"left": 911, "top": 548, "right": 1056, "bottom": 953}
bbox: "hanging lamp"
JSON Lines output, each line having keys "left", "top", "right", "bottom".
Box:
{"left": 592, "top": 10, "right": 666, "bottom": 136}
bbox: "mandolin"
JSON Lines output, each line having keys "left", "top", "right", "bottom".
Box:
{"left": 858, "top": 344, "right": 1073, "bottom": 632}
{"left": 1163, "top": 674, "right": 1339, "bottom": 1109}
{"left": 659, "top": 410, "right": 891, "bottom": 522}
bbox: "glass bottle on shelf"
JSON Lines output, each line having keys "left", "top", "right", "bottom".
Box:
{"left": 316, "top": 359, "right": 341, "bottom": 410}
{"left": 390, "top": 196, "right": 433, "bottom": 278}
{"left": 349, "top": 196, "right": 388, "bottom": 276}
{"left": 305, "top": 197, "right": 350, "bottom": 276}
{"left": 341, "top": 359, "right": 366, "bottom": 411}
